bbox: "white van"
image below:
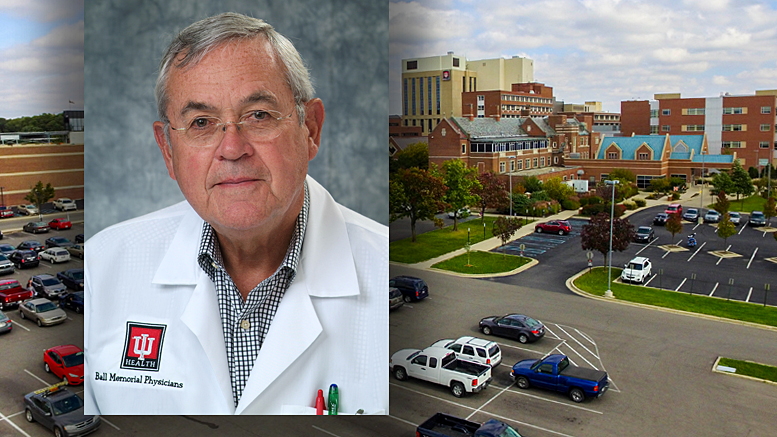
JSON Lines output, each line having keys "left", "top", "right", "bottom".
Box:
{"left": 430, "top": 336, "right": 502, "bottom": 368}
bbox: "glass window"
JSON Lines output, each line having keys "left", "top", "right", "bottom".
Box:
{"left": 761, "top": 106, "right": 771, "bottom": 114}
{"left": 662, "top": 125, "right": 670, "bottom": 132}
{"left": 411, "top": 355, "right": 427, "bottom": 366}
{"left": 411, "top": 78, "right": 416, "bottom": 116}
{"left": 406, "top": 60, "right": 417, "bottom": 70}
{"left": 462, "top": 346, "right": 474, "bottom": 356}
{"left": 761, "top": 124, "right": 770, "bottom": 131}
{"left": 662, "top": 109, "right": 670, "bottom": 116}
{"left": 476, "top": 348, "right": 486, "bottom": 358}
{"left": 429, "top": 357, "right": 438, "bottom": 368}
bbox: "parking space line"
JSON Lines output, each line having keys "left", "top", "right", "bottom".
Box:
{"left": 737, "top": 225, "right": 746, "bottom": 235}
{"left": 574, "top": 328, "right": 595, "bottom": 345}
{"left": 554, "top": 325, "right": 599, "bottom": 360}
{"left": 635, "top": 238, "right": 657, "bottom": 255}
{"left": 675, "top": 278, "right": 687, "bottom": 292}
{"left": 661, "top": 250, "right": 670, "bottom": 259}
{"left": 11, "top": 320, "right": 30, "bottom": 332}
{"left": 687, "top": 242, "right": 706, "bottom": 261}
{"left": 24, "top": 369, "right": 49, "bottom": 386}
{"left": 543, "top": 325, "right": 561, "bottom": 340}
{"left": 0, "top": 409, "right": 31, "bottom": 437}
{"left": 311, "top": 425, "right": 343, "bottom": 437}
{"left": 747, "top": 248, "right": 758, "bottom": 269}
{"left": 465, "top": 382, "right": 513, "bottom": 420}
{"left": 494, "top": 383, "right": 604, "bottom": 415}
{"left": 644, "top": 274, "right": 656, "bottom": 287}
{"left": 559, "top": 342, "right": 599, "bottom": 371}
{"left": 709, "top": 283, "right": 719, "bottom": 297}
{"left": 746, "top": 287, "right": 753, "bottom": 303}
{"left": 388, "top": 415, "right": 418, "bottom": 428}
{"left": 498, "top": 343, "right": 546, "bottom": 355}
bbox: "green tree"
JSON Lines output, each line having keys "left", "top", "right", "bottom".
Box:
{"left": 609, "top": 168, "right": 636, "bottom": 184}
{"left": 522, "top": 176, "right": 543, "bottom": 193}
{"left": 716, "top": 213, "right": 736, "bottom": 249}
{"left": 711, "top": 171, "right": 735, "bottom": 194}
{"left": 492, "top": 216, "right": 522, "bottom": 257}
{"left": 543, "top": 177, "right": 575, "bottom": 202}
{"left": 581, "top": 212, "right": 635, "bottom": 267}
{"left": 471, "top": 171, "right": 509, "bottom": 223}
{"left": 748, "top": 166, "right": 760, "bottom": 179}
{"left": 389, "top": 142, "right": 428, "bottom": 173}
{"left": 713, "top": 190, "right": 729, "bottom": 215}
{"left": 440, "top": 160, "right": 481, "bottom": 231}
{"left": 649, "top": 178, "right": 671, "bottom": 195}
{"left": 665, "top": 212, "right": 683, "bottom": 244}
{"left": 730, "top": 161, "right": 754, "bottom": 208}
{"left": 24, "top": 181, "right": 55, "bottom": 219}
{"left": 389, "top": 168, "right": 447, "bottom": 242}
{"left": 764, "top": 196, "right": 776, "bottom": 227}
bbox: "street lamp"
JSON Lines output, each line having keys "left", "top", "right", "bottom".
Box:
{"left": 605, "top": 180, "right": 620, "bottom": 298}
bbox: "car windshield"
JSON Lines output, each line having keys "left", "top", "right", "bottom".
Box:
{"left": 499, "top": 425, "right": 524, "bottom": 437}
{"left": 51, "top": 238, "right": 68, "bottom": 243}
{"left": 51, "top": 393, "right": 83, "bottom": 415}
{"left": 524, "top": 317, "right": 541, "bottom": 327}
{"left": 0, "top": 255, "right": 7, "bottom": 261}
{"left": 42, "top": 278, "right": 59, "bottom": 286}
{"left": 637, "top": 228, "right": 650, "bottom": 234}
{"left": 730, "top": 212, "right": 740, "bottom": 217}
{"left": 36, "top": 302, "right": 58, "bottom": 312}
{"left": 62, "top": 351, "right": 84, "bottom": 367}
{"left": 70, "top": 271, "right": 84, "bottom": 280}
{"left": 752, "top": 212, "right": 764, "bottom": 218}
{"left": 34, "top": 222, "right": 46, "bottom": 226}
{"left": 687, "top": 209, "right": 697, "bottom": 213}
{"left": 628, "top": 262, "right": 643, "bottom": 270}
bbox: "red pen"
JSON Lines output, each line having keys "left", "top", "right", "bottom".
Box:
{"left": 315, "top": 389, "right": 325, "bottom": 415}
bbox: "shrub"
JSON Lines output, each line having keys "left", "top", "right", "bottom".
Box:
{"left": 581, "top": 203, "right": 608, "bottom": 216}
{"left": 671, "top": 192, "right": 680, "bottom": 201}
{"left": 562, "top": 199, "right": 580, "bottom": 210}
{"left": 622, "top": 201, "right": 637, "bottom": 210}
{"left": 614, "top": 204, "right": 627, "bottom": 217}
{"left": 633, "top": 198, "right": 647, "bottom": 207}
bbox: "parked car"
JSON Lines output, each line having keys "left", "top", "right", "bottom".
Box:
{"left": 74, "top": 234, "right": 84, "bottom": 244}
{"left": 430, "top": 336, "right": 502, "bottom": 368}
{"left": 0, "top": 310, "right": 11, "bottom": 334}
{"left": 23, "top": 221, "right": 49, "bottom": 234}
{"left": 704, "top": 210, "right": 721, "bottom": 223}
{"left": 417, "top": 413, "right": 524, "bottom": 437}
{"left": 682, "top": 208, "right": 699, "bottom": 221}
{"left": 29, "top": 274, "right": 67, "bottom": 299}
{"left": 48, "top": 218, "right": 72, "bottom": 230}
{"left": 0, "top": 279, "right": 33, "bottom": 310}
{"left": 53, "top": 198, "right": 77, "bottom": 211}
{"left": 16, "top": 204, "right": 37, "bottom": 216}
{"left": 749, "top": 211, "right": 766, "bottom": 227}
{"left": 0, "top": 244, "right": 15, "bottom": 256}
{"left": 0, "top": 254, "right": 14, "bottom": 275}
{"left": 57, "top": 269, "right": 84, "bottom": 291}
{"left": 9, "top": 250, "right": 40, "bottom": 269}
{"left": 511, "top": 354, "right": 609, "bottom": 403}
{"left": 729, "top": 212, "right": 741, "bottom": 225}
{"left": 653, "top": 213, "right": 669, "bottom": 225}
{"left": 59, "top": 291, "right": 84, "bottom": 314}
{"left": 634, "top": 226, "right": 655, "bottom": 243}
{"left": 0, "top": 207, "right": 13, "bottom": 218}
{"left": 19, "top": 298, "right": 67, "bottom": 327}
{"left": 665, "top": 203, "right": 683, "bottom": 216}
{"left": 389, "top": 275, "right": 429, "bottom": 303}
{"left": 535, "top": 220, "right": 572, "bottom": 235}
{"left": 66, "top": 244, "right": 84, "bottom": 260}
{"left": 390, "top": 346, "right": 492, "bottom": 397}
{"left": 40, "top": 248, "right": 71, "bottom": 264}
{"left": 621, "top": 256, "right": 652, "bottom": 283}
{"left": 44, "top": 345, "right": 84, "bottom": 385}
{"left": 389, "top": 287, "right": 404, "bottom": 311}
{"left": 479, "top": 314, "right": 545, "bottom": 344}
{"left": 17, "top": 240, "right": 44, "bottom": 253}
{"left": 45, "top": 237, "right": 74, "bottom": 249}
{"left": 23, "top": 382, "right": 101, "bottom": 436}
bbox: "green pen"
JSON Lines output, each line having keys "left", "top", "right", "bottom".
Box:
{"left": 327, "top": 383, "right": 338, "bottom": 415}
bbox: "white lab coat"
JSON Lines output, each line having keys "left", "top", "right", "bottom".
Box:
{"left": 84, "top": 176, "right": 388, "bottom": 415}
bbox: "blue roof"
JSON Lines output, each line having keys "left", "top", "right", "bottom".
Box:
{"left": 597, "top": 136, "right": 666, "bottom": 160}
{"left": 670, "top": 152, "right": 692, "bottom": 160}
{"left": 692, "top": 154, "right": 734, "bottom": 163}
{"left": 669, "top": 135, "right": 704, "bottom": 155}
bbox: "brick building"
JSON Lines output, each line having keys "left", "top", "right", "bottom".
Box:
{"left": 620, "top": 91, "right": 777, "bottom": 169}
{"left": 0, "top": 143, "right": 84, "bottom": 206}
{"left": 461, "top": 82, "right": 553, "bottom": 119}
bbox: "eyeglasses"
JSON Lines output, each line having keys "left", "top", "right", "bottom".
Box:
{"left": 168, "top": 108, "right": 294, "bottom": 147}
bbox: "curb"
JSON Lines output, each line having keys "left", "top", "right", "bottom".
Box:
{"left": 565, "top": 269, "right": 777, "bottom": 333}
{"left": 427, "top": 258, "right": 539, "bottom": 279}
{"left": 711, "top": 356, "right": 777, "bottom": 387}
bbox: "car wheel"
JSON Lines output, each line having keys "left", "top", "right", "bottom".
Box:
{"left": 403, "top": 295, "right": 412, "bottom": 303}
{"left": 535, "top": 227, "right": 542, "bottom": 233}
{"left": 54, "top": 426, "right": 63, "bottom": 437}
{"left": 482, "top": 326, "right": 492, "bottom": 335}
{"left": 450, "top": 382, "right": 465, "bottom": 398}
{"left": 558, "top": 230, "right": 565, "bottom": 235}
{"left": 44, "top": 362, "right": 50, "bottom": 373}
{"left": 518, "top": 333, "right": 529, "bottom": 344}
{"left": 19, "top": 311, "right": 25, "bottom": 319}
{"left": 75, "top": 306, "right": 81, "bottom": 314}
{"left": 24, "top": 408, "right": 33, "bottom": 423}
{"left": 393, "top": 367, "right": 407, "bottom": 381}
{"left": 569, "top": 387, "right": 585, "bottom": 403}
{"left": 516, "top": 376, "right": 530, "bottom": 389}
{"left": 36, "top": 319, "right": 42, "bottom": 327}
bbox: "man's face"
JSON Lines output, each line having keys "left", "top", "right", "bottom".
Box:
{"left": 153, "top": 38, "right": 323, "bottom": 235}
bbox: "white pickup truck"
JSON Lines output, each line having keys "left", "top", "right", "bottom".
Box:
{"left": 390, "top": 346, "right": 492, "bottom": 397}
{"left": 53, "top": 198, "right": 77, "bottom": 211}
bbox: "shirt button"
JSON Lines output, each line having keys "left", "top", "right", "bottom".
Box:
{"left": 240, "top": 319, "right": 251, "bottom": 330}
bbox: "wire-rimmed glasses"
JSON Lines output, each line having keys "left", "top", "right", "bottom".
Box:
{"left": 168, "top": 108, "right": 294, "bottom": 147}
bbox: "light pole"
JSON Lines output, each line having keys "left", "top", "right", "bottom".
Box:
{"left": 509, "top": 171, "right": 513, "bottom": 217}
{"left": 605, "top": 180, "right": 620, "bottom": 298}
{"left": 699, "top": 150, "right": 705, "bottom": 213}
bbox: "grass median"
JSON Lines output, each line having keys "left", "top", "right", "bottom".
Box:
{"left": 574, "top": 267, "right": 777, "bottom": 328}
{"left": 431, "top": 250, "right": 531, "bottom": 274}
{"left": 390, "top": 216, "right": 504, "bottom": 264}
{"left": 717, "top": 357, "right": 777, "bottom": 383}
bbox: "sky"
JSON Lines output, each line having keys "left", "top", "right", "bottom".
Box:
{"left": 389, "top": 0, "right": 777, "bottom": 114}
{"left": 0, "top": 0, "right": 83, "bottom": 119}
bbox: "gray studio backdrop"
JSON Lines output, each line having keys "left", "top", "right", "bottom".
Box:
{"left": 84, "top": 0, "right": 388, "bottom": 238}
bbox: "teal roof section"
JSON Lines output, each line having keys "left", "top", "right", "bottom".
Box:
{"left": 670, "top": 152, "right": 692, "bottom": 160}
{"left": 669, "top": 135, "right": 704, "bottom": 155}
{"left": 692, "top": 154, "right": 733, "bottom": 163}
{"left": 597, "top": 135, "right": 666, "bottom": 160}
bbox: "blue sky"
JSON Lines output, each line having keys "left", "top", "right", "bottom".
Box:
{"left": 389, "top": 0, "right": 777, "bottom": 114}
{"left": 0, "top": 0, "right": 84, "bottom": 119}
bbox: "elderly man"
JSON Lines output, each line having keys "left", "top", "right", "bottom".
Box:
{"left": 84, "top": 13, "right": 388, "bottom": 415}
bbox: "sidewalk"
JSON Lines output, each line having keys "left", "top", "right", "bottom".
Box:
{"left": 410, "top": 187, "right": 703, "bottom": 270}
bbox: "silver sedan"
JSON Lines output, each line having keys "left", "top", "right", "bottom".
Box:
{"left": 19, "top": 298, "right": 67, "bottom": 327}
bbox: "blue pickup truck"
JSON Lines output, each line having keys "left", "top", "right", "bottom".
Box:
{"left": 510, "top": 354, "right": 608, "bottom": 403}
{"left": 417, "top": 413, "right": 524, "bottom": 437}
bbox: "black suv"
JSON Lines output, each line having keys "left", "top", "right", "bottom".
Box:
{"left": 9, "top": 250, "right": 39, "bottom": 269}
{"left": 389, "top": 276, "right": 429, "bottom": 303}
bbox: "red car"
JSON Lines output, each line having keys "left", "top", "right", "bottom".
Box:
{"left": 48, "top": 218, "right": 72, "bottom": 230}
{"left": 535, "top": 220, "right": 572, "bottom": 235}
{"left": 0, "top": 208, "right": 12, "bottom": 218}
{"left": 43, "top": 345, "right": 84, "bottom": 385}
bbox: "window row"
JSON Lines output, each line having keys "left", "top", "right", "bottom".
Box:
{"left": 470, "top": 140, "right": 548, "bottom": 153}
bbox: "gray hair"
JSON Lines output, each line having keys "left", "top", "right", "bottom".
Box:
{"left": 155, "top": 12, "right": 315, "bottom": 135}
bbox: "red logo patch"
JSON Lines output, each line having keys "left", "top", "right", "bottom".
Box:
{"left": 120, "top": 322, "right": 166, "bottom": 372}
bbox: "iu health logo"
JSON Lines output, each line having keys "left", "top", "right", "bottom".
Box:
{"left": 120, "top": 322, "right": 167, "bottom": 372}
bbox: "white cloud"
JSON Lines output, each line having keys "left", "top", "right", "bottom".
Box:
{"left": 32, "top": 20, "right": 83, "bottom": 50}
{"left": 0, "top": 0, "right": 83, "bottom": 23}
{"left": 712, "top": 75, "right": 731, "bottom": 85}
